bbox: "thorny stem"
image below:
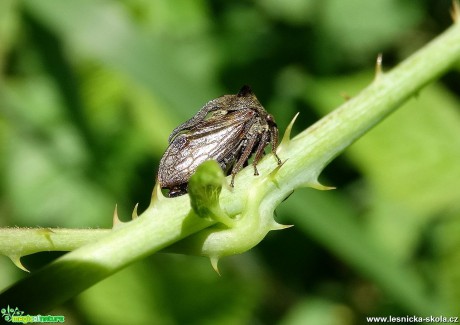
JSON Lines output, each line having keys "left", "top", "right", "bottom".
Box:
{"left": 1, "top": 10, "right": 460, "bottom": 313}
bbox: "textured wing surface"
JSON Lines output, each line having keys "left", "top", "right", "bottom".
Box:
{"left": 159, "top": 110, "right": 255, "bottom": 187}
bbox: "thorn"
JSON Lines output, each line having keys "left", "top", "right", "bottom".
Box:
{"left": 132, "top": 203, "right": 139, "bottom": 220}
{"left": 309, "top": 181, "right": 336, "bottom": 191}
{"left": 150, "top": 182, "right": 165, "bottom": 207}
{"left": 374, "top": 53, "right": 384, "bottom": 80}
{"left": 280, "top": 112, "right": 299, "bottom": 147}
{"left": 38, "top": 227, "right": 55, "bottom": 234}
{"left": 39, "top": 228, "right": 55, "bottom": 247}
{"left": 210, "top": 256, "right": 221, "bottom": 276}
{"left": 268, "top": 159, "right": 288, "bottom": 188}
{"left": 112, "top": 204, "right": 124, "bottom": 228}
{"left": 271, "top": 222, "right": 294, "bottom": 230}
{"left": 9, "top": 255, "right": 29, "bottom": 272}
{"left": 451, "top": 0, "right": 460, "bottom": 22}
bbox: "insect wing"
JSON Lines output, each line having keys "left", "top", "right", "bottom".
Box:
{"left": 159, "top": 110, "right": 255, "bottom": 188}
{"left": 168, "top": 95, "right": 234, "bottom": 142}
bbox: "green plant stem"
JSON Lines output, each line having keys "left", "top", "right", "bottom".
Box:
{"left": 0, "top": 228, "right": 111, "bottom": 258}
{"left": 0, "top": 202, "right": 215, "bottom": 312}
{"left": 1, "top": 17, "right": 460, "bottom": 313}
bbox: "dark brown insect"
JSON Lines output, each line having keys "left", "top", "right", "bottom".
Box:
{"left": 158, "top": 85, "right": 281, "bottom": 197}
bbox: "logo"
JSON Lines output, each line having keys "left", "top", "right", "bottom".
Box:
{"left": 1, "top": 306, "right": 65, "bottom": 323}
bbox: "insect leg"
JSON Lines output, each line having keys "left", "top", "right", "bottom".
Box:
{"left": 269, "top": 124, "right": 282, "bottom": 165}
{"left": 251, "top": 131, "right": 270, "bottom": 176}
{"left": 230, "top": 133, "right": 259, "bottom": 187}
{"left": 168, "top": 184, "right": 188, "bottom": 197}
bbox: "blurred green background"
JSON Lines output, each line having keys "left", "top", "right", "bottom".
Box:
{"left": 1, "top": 0, "right": 460, "bottom": 324}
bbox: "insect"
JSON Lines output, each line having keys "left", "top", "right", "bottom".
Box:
{"left": 158, "top": 85, "right": 281, "bottom": 197}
